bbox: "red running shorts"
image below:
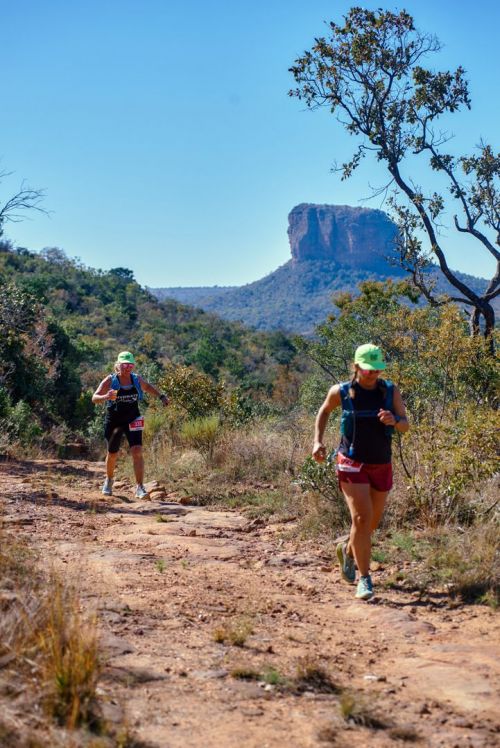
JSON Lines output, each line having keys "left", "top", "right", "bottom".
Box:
{"left": 336, "top": 452, "right": 393, "bottom": 492}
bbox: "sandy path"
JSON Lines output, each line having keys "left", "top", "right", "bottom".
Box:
{"left": 1, "top": 458, "right": 499, "bottom": 747}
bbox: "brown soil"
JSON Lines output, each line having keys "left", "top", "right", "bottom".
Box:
{"left": 1, "top": 457, "right": 499, "bottom": 747}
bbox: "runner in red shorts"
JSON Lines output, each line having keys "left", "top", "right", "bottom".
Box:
{"left": 312, "top": 344, "right": 409, "bottom": 600}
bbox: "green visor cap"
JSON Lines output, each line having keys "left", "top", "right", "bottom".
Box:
{"left": 117, "top": 351, "right": 136, "bottom": 364}
{"left": 354, "top": 344, "right": 387, "bottom": 370}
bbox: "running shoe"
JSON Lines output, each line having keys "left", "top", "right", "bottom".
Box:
{"left": 355, "top": 575, "right": 374, "bottom": 600}
{"left": 336, "top": 541, "right": 356, "bottom": 584}
{"left": 135, "top": 484, "right": 149, "bottom": 499}
{"left": 102, "top": 478, "right": 113, "bottom": 496}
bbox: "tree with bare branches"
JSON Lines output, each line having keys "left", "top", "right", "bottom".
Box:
{"left": 0, "top": 170, "right": 46, "bottom": 240}
{"left": 289, "top": 7, "right": 499, "bottom": 338}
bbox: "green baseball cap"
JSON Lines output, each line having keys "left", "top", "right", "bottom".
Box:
{"left": 354, "top": 344, "right": 387, "bottom": 370}
{"left": 117, "top": 351, "right": 135, "bottom": 364}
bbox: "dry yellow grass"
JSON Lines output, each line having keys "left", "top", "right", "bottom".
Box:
{"left": 0, "top": 520, "right": 103, "bottom": 742}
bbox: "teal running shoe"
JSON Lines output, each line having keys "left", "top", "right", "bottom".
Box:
{"left": 336, "top": 542, "right": 356, "bottom": 584}
{"left": 102, "top": 478, "right": 113, "bottom": 496}
{"left": 135, "top": 484, "right": 149, "bottom": 499}
{"left": 355, "top": 575, "right": 374, "bottom": 600}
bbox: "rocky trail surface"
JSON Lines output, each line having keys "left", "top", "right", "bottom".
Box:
{"left": 1, "top": 458, "right": 499, "bottom": 747}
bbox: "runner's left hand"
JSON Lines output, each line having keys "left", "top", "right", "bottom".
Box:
{"left": 378, "top": 409, "right": 396, "bottom": 426}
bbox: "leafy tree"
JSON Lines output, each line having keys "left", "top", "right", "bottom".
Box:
{"left": 109, "top": 267, "right": 135, "bottom": 281}
{"left": 186, "top": 332, "right": 226, "bottom": 379}
{"left": 289, "top": 7, "right": 499, "bottom": 338}
{"left": 159, "top": 364, "right": 226, "bottom": 419}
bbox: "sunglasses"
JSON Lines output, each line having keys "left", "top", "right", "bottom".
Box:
{"left": 359, "top": 368, "right": 381, "bottom": 375}
{"left": 120, "top": 362, "right": 135, "bottom": 369}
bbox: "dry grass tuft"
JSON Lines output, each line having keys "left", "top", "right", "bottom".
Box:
{"left": 230, "top": 666, "right": 261, "bottom": 680}
{"left": 37, "top": 578, "right": 100, "bottom": 728}
{"left": 339, "top": 690, "right": 389, "bottom": 729}
{"left": 0, "top": 521, "right": 103, "bottom": 741}
{"left": 213, "top": 616, "right": 254, "bottom": 647}
{"left": 294, "top": 656, "right": 340, "bottom": 694}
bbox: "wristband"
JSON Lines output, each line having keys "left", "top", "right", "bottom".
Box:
{"left": 159, "top": 394, "right": 168, "bottom": 403}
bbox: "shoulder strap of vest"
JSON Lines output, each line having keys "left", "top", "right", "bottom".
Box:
{"left": 381, "top": 379, "right": 394, "bottom": 411}
{"left": 110, "top": 372, "right": 143, "bottom": 400}
{"left": 379, "top": 379, "right": 395, "bottom": 437}
{"left": 339, "top": 381, "right": 353, "bottom": 410}
{"left": 131, "top": 372, "right": 143, "bottom": 400}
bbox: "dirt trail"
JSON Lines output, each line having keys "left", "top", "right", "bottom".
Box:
{"left": 1, "top": 458, "right": 499, "bottom": 747}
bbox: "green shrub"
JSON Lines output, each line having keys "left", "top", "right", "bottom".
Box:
{"left": 159, "top": 364, "right": 226, "bottom": 419}
{"left": 0, "top": 399, "right": 42, "bottom": 447}
{"left": 181, "top": 414, "right": 221, "bottom": 463}
{"left": 398, "top": 405, "right": 498, "bottom": 526}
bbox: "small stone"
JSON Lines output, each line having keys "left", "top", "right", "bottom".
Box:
{"left": 192, "top": 669, "right": 228, "bottom": 680}
{"left": 3, "top": 516, "right": 34, "bottom": 526}
{"left": 451, "top": 717, "right": 474, "bottom": 728}
{"left": 100, "top": 701, "right": 124, "bottom": 724}
{"left": 241, "top": 707, "right": 264, "bottom": 717}
{"left": 150, "top": 490, "right": 167, "bottom": 500}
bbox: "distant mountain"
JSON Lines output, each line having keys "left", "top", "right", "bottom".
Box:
{"left": 151, "top": 204, "right": 495, "bottom": 334}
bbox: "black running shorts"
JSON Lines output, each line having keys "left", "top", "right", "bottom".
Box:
{"left": 104, "top": 421, "right": 143, "bottom": 453}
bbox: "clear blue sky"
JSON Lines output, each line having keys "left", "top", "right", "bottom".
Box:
{"left": 1, "top": 0, "right": 498, "bottom": 287}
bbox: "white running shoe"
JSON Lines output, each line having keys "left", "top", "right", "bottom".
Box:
{"left": 135, "top": 484, "right": 149, "bottom": 499}
{"left": 102, "top": 478, "right": 113, "bottom": 496}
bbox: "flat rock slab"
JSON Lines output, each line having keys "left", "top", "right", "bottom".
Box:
{"left": 99, "top": 632, "right": 135, "bottom": 656}
{"left": 267, "top": 554, "right": 317, "bottom": 567}
{"left": 393, "top": 646, "right": 500, "bottom": 718}
{"left": 155, "top": 536, "right": 242, "bottom": 560}
{"left": 346, "top": 603, "right": 437, "bottom": 636}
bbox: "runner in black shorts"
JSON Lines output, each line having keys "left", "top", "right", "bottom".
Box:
{"left": 92, "top": 351, "right": 169, "bottom": 499}
{"left": 312, "top": 344, "right": 409, "bottom": 600}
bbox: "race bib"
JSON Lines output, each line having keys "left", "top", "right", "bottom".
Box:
{"left": 336, "top": 452, "right": 363, "bottom": 473}
{"left": 129, "top": 416, "right": 144, "bottom": 432}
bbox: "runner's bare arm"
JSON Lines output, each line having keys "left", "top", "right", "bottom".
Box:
{"left": 312, "top": 385, "right": 342, "bottom": 462}
{"left": 378, "top": 385, "right": 409, "bottom": 433}
{"left": 392, "top": 385, "right": 409, "bottom": 432}
{"left": 138, "top": 378, "right": 169, "bottom": 406}
{"left": 92, "top": 376, "right": 114, "bottom": 404}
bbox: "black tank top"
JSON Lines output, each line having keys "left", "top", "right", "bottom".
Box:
{"left": 105, "top": 379, "right": 140, "bottom": 426}
{"left": 338, "top": 381, "right": 392, "bottom": 464}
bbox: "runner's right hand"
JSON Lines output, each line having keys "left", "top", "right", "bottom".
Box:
{"left": 107, "top": 389, "right": 118, "bottom": 401}
{"left": 312, "top": 442, "right": 327, "bottom": 463}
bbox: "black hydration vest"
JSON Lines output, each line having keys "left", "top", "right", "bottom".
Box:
{"left": 105, "top": 378, "right": 141, "bottom": 426}
{"left": 338, "top": 380, "right": 393, "bottom": 464}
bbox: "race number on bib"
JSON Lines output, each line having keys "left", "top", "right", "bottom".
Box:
{"left": 336, "top": 453, "right": 363, "bottom": 473}
{"left": 129, "top": 417, "right": 144, "bottom": 432}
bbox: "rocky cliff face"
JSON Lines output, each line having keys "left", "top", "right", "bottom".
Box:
{"left": 151, "top": 202, "right": 493, "bottom": 333}
{"left": 288, "top": 203, "right": 398, "bottom": 269}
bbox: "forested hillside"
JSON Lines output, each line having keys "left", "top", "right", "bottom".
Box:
{"left": 152, "top": 259, "right": 495, "bottom": 334}
{"left": 0, "top": 242, "right": 301, "bottom": 448}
